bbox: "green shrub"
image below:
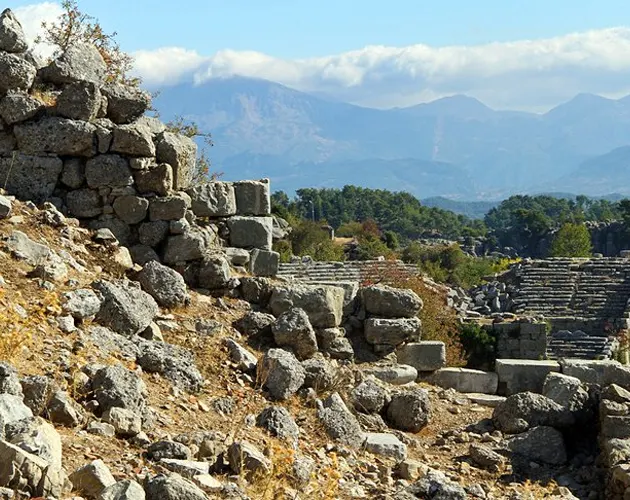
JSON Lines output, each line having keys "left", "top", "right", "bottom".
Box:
{"left": 549, "top": 222, "right": 592, "bottom": 257}
{"left": 459, "top": 322, "right": 497, "bottom": 370}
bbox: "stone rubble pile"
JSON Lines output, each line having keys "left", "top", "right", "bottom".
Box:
{"left": 0, "top": 8, "right": 279, "bottom": 287}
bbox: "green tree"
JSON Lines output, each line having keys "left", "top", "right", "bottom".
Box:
{"left": 549, "top": 223, "right": 592, "bottom": 257}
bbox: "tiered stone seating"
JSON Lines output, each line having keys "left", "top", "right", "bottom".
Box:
{"left": 278, "top": 260, "right": 421, "bottom": 285}
{"left": 546, "top": 331, "right": 618, "bottom": 360}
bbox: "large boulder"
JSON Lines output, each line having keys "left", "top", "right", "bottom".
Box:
{"left": 196, "top": 253, "right": 231, "bottom": 290}
{"left": 317, "top": 393, "right": 366, "bottom": 448}
{"left": 504, "top": 426, "right": 568, "bottom": 465}
{"left": 0, "top": 154, "right": 62, "bottom": 203}
{"left": 66, "top": 188, "right": 102, "bottom": 218}
{"left": 111, "top": 121, "right": 156, "bottom": 157}
{"left": 91, "top": 364, "right": 148, "bottom": 415}
{"left": 0, "top": 92, "right": 44, "bottom": 125}
{"left": 364, "top": 317, "right": 422, "bottom": 347}
{"left": 0, "top": 363, "right": 22, "bottom": 397}
{"left": 15, "top": 117, "right": 97, "bottom": 156}
{"left": 351, "top": 378, "right": 391, "bottom": 414}
{"left": 39, "top": 42, "right": 107, "bottom": 85}
{"left": 156, "top": 132, "right": 197, "bottom": 190}
{"left": 144, "top": 473, "right": 208, "bottom": 500}
{"left": 233, "top": 180, "right": 271, "bottom": 216}
{"left": 0, "top": 9, "right": 28, "bottom": 53}
{"left": 134, "top": 164, "right": 173, "bottom": 196}
{"left": 228, "top": 216, "right": 273, "bottom": 250}
{"left": 0, "top": 394, "right": 33, "bottom": 432}
{"left": 85, "top": 155, "right": 133, "bottom": 188}
{"left": 361, "top": 285, "right": 422, "bottom": 318}
{"left": 187, "top": 182, "right": 236, "bottom": 217}
{"left": 270, "top": 284, "right": 345, "bottom": 328}
{"left": 272, "top": 308, "right": 318, "bottom": 360}
{"left": 113, "top": 195, "right": 149, "bottom": 224}
{"left": 93, "top": 280, "right": 159, "bottom": 337}
{"left": 0, "top": 52, "right": 35, "bottom": 92}
{"left": 261, "top": 348, "right": 305, "bottom": 400}
{"left": 256, "top": 406, "right": 300, "bottom": 443}
{"left": 386, "top": 389, "right": 431, "bottom": 432}
{"left": 162, "top": 229, "right": 217, "bottom": 264}
{"left": 492, "top": 392, "right": 575, "bottom": 434}
{"left": 5, "top": 417, "right": 62, "bottom": 468}
{"left": 56, "top": 81, "right": 102, "bottom": 121}
{"left": 542, "top": 372, "right": 590, "bottom": 414}
{"left": 102, "top": 83, "right": 151, "bottom": 124}
{"left": 136, "top": 261, "right": 189, "bottom": 309}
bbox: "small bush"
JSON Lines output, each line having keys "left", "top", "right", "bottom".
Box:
{"left": 459, "top": 322, "right": 497, "bottom": 370}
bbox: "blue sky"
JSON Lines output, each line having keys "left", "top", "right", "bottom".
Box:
{"left": 8, "top": 0, "right": 630, "bottom": 56}
{"left": 7, "top": 1, "right": 630, "bottom": 110}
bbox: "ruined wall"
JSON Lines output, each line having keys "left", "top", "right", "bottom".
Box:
{"left": 0, "top": 10, "right": 279, "bottom": 283}
{"left": 493, "top": 321, "right": 548, "bottom": 360}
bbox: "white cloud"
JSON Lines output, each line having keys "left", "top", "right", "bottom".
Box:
{"left": 12, "top": 2, "right": 62, "bottom": 57}
{"left": 132, "top": 27, "right": 630, "bottom": 111}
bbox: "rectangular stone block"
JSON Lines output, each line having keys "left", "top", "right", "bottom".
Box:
{"left": 233, "top": 180, "right": 271, "bottom": 216}
{"left": 396, "top": 341, "right": 446, "bottom": 372}
{"left": 495, "top": 359, "right": 560, "bottom": 396}
{"left": 187, "top": 182, "right": 236, "bottom": 217}
{"left": 561, "top": 359, "right": 621, "bottom": 385}
{"left": 364, "top": 318, "right": 422, "bottom": 347}
{"left": 431, "top": 367, "right": 499, "bottom": 394}
{"left": 228, "top": 216, "right": 273, "bottom": 250}
{"left": 602, "top": 416, "right": 630, "bottom": 439}
{"left": 249, "top": 249, "right": 279, "bottom": 277}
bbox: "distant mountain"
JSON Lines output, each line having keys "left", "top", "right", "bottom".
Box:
{"left": 422, "top": 197, "right": 498, "bottom": 219}
{"left": 153, "top": 77, "right": 630, "bottom": 199}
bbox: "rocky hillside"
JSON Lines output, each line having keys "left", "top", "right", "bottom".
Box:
{"left": 0, "top": 7, "right": 620, "bottom": 500}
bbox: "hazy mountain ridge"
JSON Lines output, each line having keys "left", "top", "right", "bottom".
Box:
{"left": 152, "top": 77, "right": 630, "bottom": 199}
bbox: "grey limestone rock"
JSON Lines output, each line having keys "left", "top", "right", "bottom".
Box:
{"left": 15, "top": 117, "right": 96, "bottom": 157}
{"left": 0, "top": 91, "right": 43, "bottom": 125}
{"left": 270, "top": 284, "right": 345, "bottom": 328}
{"left": 386, "top": 389, "right": 431, "bottom": 432}
{"left": 156, "top": 132, "right": 197, "bottom": 190}
{"left": 113, "top": 195, "right": 149, "bottom": 224}
{"left": 0, "top": 52, "right": 35, "bottom": 92}
{"left": 0, "top": 9, "right": 28, "bottom": 53}
{"left": 0, "top": 154, "right": 63, "bottom": 203}
{"left": 317, "top": 392, "right": 365, "bottom": 448}
{"left": 56, "top": 81, "right": 102, "bottom": 121}
{"left": 257, "top": 405, "right": 299, "bottom": 442}
{"left": 85, "top": 154, "right": 133, "bottom": 188}
{"left": 136, "top": 260, "right": 189, "bottom": 308}
{"left": 228, "top": 216, "right": 273, "bottom": 250}
{"left": 144, "top": 473, "right": 208, "bottom": 500}
{"left": 261, "top": 348, "right": 305, "bottom": 400}
{"left": 187, "top": 182, "right": 236, "bottom": 217}
{"left": 361, "top": 285, "right": 423, "bottom": 318}
{"left": 272, "top": 307, "right": 318, "bottom": 360}
{"left": 492, "top": 391, "right": 575, "bottom": 434}
{"left": 40, "top": 42, "right": 107, "bottom": 85}
{"left": 102, "top": 83, "right": 151, "bottom": 124}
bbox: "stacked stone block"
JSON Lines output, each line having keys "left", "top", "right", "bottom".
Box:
{"left": 0, "top": 9, "right": 278, "bottom": 282}
{"left": 494, "top": 321, "right": 547, "bottom": 360}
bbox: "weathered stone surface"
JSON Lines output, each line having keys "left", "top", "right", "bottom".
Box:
{"left": 102, "top": 83, "right": 151, "bottom": 124}
{"left": 272, "top": 308, "right": 318, "bottom": 360}
{"left": 234, "top": 311, "right": 275, "bottom": 337}
{"left": 46, "top": 390, "right": 85, "bottom": 427}
{"left": 111, "top": 122, "right": 156, "bottom": 157}
{"left": 4, "top": 230, "right": 67, "bottom": 281}
{"left": 317, "top": 392, "right": 365, "bottom": 448}
{"left": 0, "top": 9, "right": 28, "bottom": 53}
{"left": 386, "top": 389, "right": 431, "bottom": 432}
{"left": 63, "top": 288, "right": 103, "bottom": 319}
{"left": 56, "top": 81, "right": 101, "bottom": 121}
{"left": 98, "top": 479, "right": 146, "bottom": 500}
{"left": 149, "top": 195, "right": 187, "bottom": 221}
{"left": 302, "top": 356, "right": 337, "bottom": 392}
{"left": 91, "top": 364, "right": 147, "bottom": 415}
{"left": 270, "top": 284, "right": 345, "bottom": 328}
{"left": 431, "top": 368, "right": 499, "bottom": 395}
{"left": 0, "top": 130, "right": 15, "bottom": 153}
{"left": 187, "top": 182, "right": 236, "bottom": 217}
{"left": 406, "top": 468, "right": 467, "bottom": 500}
{"left": 256, "top": 406, "right": 299, "bottom": 442}
{"left": 15, "top": 117, "right": 96, "bottom": 156}
{"left": 197, "top": 253, "right": 231, "bottom": 289}
{"left": 136, "top": 340, "right": 203, "bottom": 392}
{"left": 0, "top": 439, "right": 68, "bottom": 498}
{"left": 85, "top": 154, "right": 133, "bottom": 188}
{"left": 224, "top": 338, "right": 258, "bottom": 373}
{"left": 0, "top": 195, "right": 9, "bottom": 219}
{"left": 364, "top": 317, "right": 422, "bottom": 347}
{"left": 113, "top": 195, "right": 149, "bottom": 224}
{"left": 137, "top": 260, "right": 189, "bottom": 308}
{"left": 147, "top": 440, "right": 192, "bottom": 461}
{"left": 469, "top": 443, "right": 505, "bottom": 470}
{"left": 233, "top": 180, "right": 270, "bottom": 216}
{"left": 0, "top": 52, "right": 35, "bottom": 92}
{"left": 542, "top": 372, "right": 590, "bottom": 413}
{"left": 93, "top": 279, "right": 159, "bottom": 336}
{"left": 225, "top": 247, "right": 250, "bottom": 266}
{"left": 0, "top": 393, "right": 32, "bottom": 433}
{"left": 20, "top": 376, "right": 56, "bottom": 416}
{"left": 351, "top": 378, "right": 390, "bottom": 414}
{"left": 66, "top": 188, "right": 102, "bottom": 217}
{"left": 5, "top": 416, "right": 62, "bottom": 467}
{"left": 60, "top": 158, "right": 85, "bottom": 189}
{"left": 134, "top": 164, "right": 173, "bottom": 196}
{"left": 159, "top": 459, "right": 209, "bottom": 478}
{"left": 102, "top": 407, "right": 142, "bottom": 437}
{"left": 156, "top": 132, "right": 197, "bottom": 190}
{"left": 396, "top": 341, "right": 445, "bottom": 372}
{"left": 495, "top": 359, "right": 560, "bottom": 396}
{"left": 504, "top": 426, "right": 567, "bottom": 465}
{"left": 363, "top": 364, "right": 418, "bottom": 385}
{"left": 250, "top": 248, "right": 280, "bottom": 276}
{"left": 130, "top": 245, "right": 160, "bottom": 266}
{"left": 492, "top": 392, "right": 575, "bottom": 434}
{"left": 228, "top": 216, "right": 273, "bottom": 250}
{"left": 163, "top": 229, "right": 216, "bottom": 264}
{"left": 0, "top": 154, "right": 62, "bottom": 203}
{"left": 0, "top": 363, "right": 22, "bottom": 397}
{"left": 362, "top": 285, "right": 422, "bottom": 318}
{"left": 70, "top": 459, "right": 116, "bottom": 498}
{"left": 40, "top": 42, "right": 107, "bottom": 85}
{"left": 139, "top": 220, "right": 169, "bottom": 247}
{"left": 0, "top": 92, "right": 43, "bottom": 125}
{"left": 240, "top": 276, "right": 274, "bottom": 306}
{"left": 261, "top": 348, "right": 305, "bottom": 400}
{"left": 144, "top": 473, "right": 208, "bottom": 500}
{"left": 365, "top": 433, "right": 407, "bottom": 462}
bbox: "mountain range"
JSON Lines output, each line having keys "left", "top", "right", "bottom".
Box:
{"left": 152, "top": 76, "right": 630, "bottom": 200}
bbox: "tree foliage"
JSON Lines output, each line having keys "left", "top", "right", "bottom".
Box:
{"left": 549, "top": 223, "right": 593, "bottom": 258}
{"left": 36, "top": 0, "right": 139, "bottom": 86}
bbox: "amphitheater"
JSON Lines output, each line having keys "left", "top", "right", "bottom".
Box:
{"left": 279, "top": 257, "right": 630, "bottom": 361}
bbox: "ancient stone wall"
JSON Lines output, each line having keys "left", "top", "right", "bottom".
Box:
{"left": 0, "top": 9, "right": 279, "bottom": 282}
{"left": 493, "top": 321, "right": 548, "bottom": 360}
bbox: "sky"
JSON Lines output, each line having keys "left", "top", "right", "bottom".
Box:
{"left": 6, "top": 1, "right": 630, "bottom": 111}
